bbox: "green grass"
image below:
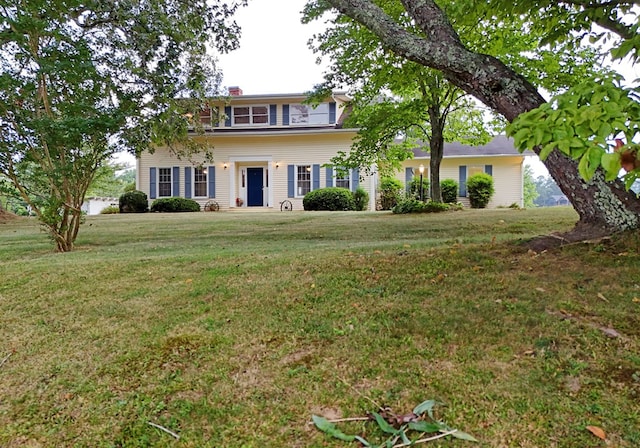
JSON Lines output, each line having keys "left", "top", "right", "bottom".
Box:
{"left": 1, "top": 208, "right": 639, "bottom": 447}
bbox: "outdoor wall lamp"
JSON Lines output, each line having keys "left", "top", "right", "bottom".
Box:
{"left": 275, "top": 162, "right": 280, "bottom": 169}
{"left": 223, "top": 163, "right": 228, "bottom": 170}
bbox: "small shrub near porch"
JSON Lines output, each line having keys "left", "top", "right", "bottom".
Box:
{"left": 467, "top": 173, "right": 495, "bottom": 208}
{"left": 303, "top": 187, "right": 356, "bottom": 211}
{"left": 150, "top": 197, "right": 201, "bottom": 212}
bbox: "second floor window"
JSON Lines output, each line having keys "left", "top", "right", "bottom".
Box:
{"left": 290, "top": 103, "right": 330, "bottom": 125}
{"left": 233, "top": 105, "right": 269, "bottom": 125}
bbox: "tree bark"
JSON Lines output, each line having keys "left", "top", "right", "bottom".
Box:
{"left": 326, "top": 0, "right": 640, "bottom": 235}
{"left": 428, "top": 107, "right": 444, "bottom": 203}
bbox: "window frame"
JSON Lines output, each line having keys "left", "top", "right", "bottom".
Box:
{"left": 158, "top": 167, "right": 173, "bottom": 197}
{"left": 289, "top": 103, "right": 330, "bottom": 125}
{"left": 334, "top": 167, "right": 351, "bottom": 190}
{"left": 232, "top": 105, "right": 270, "bottom": 126}
{"left": 193, "top": 166, "right": 208, "bottom": 198}
{"left": 295, "top": 164, "right": 312, "bottom": 197}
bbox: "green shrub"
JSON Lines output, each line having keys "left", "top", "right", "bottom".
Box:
{"left": 440, "top": 179, "right": 458, "bottom": 203}
{"left": 100, "top": 205, "right": 119, "bottom": 214}
{"left": 409, "top": 177, "right": 429, "bottom": 200}
{"left": 467, "top": 173, "right": 495, "bottom": 208}
{"left": 392, "top": 198, "right": 450, "bottom": 214}
{"left": 353, "top": 187, "right": 369, "bottom": 211}
{"left": 150, "top": 197, "right": 201, "bottom": 212}
{"left": 379, "top": 177, "right": 403, "bottom": 210}
{"left": 119, "top": 190, "right": 148, "bottom": 213}
{"left": 303, "top": 187, "right": 356, "bottom": 211}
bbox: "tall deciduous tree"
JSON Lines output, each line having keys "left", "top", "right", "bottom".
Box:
{"left": 305, "top": 0, "right": 604, "bottom": 203}
{"left": 320, "top": 0, "right": 640, "bottom": 239}
{"left": 0, "top": 0, "right": 245, "bottom": 251}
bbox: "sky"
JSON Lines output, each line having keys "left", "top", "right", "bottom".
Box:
{"left": 215, "top": 0, "right": 329, "bottom": 95}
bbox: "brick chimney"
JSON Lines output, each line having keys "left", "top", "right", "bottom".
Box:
{"left": 228, "top": 86, "right": 243, "bottom": 96}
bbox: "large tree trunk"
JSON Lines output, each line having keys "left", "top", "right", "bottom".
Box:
{"left": 326, "top": 0, "right": 640, "bottom": 236}
{"left": 428, "top": 107, "right": 444, "bottom": 203}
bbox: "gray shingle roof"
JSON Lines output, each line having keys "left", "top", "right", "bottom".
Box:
{"left": 412, "top": 135, "right": 533, "bottom": 158}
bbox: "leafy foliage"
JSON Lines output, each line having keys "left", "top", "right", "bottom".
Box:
{"left": 440, "top": 179, "right": 458, "bottom": 203}
{"left": 150, "top": 198, "right": 201, "bottom": 213}
{"left": 312, "top": 400, "right": 478, "bottom": 446}
{"left": 409, "top": 177, "right": 430, "bottom": 201}
{"left": 353, "top": 186, "right": 369, "bottom": 211}
{"left": 99, "top": 205, "right": 119, "bottom": 215}
{"left": 523, "top": 165, "right": 539, "bottom": 208}
{"left": 303, "top": 187, "right": 356, "bottom": 211}
{"left": 379, "top": 177, "right": 404, "bottom": 210}
{"left": 119, "top": 191, "right": 149, "bottom": 214}
{"left": 392, "top": 198, "right": 450, "bottom": 214}
{"left": 507, "top": 78, "right": 640, "bottom": 188}
{"left": 0, "top": 0, "right": 245, "bottom": 250}
{"left": 467, "top": 173, "right": 495, "bottom": 209}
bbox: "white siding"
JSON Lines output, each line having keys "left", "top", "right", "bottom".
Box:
{"left": 138, "top": 130, "right": 375, "bottom": 211}
{"left": 400, "top": 156, "right": 525, "bottom": 208}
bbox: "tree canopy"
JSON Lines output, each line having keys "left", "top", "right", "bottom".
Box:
{"left": 0, "top": 0, "right": 245, "bottom": 251}
{"left": 318, "top": 0, "right": 640, "bottom": 238}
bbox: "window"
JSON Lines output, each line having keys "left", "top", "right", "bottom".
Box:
{"left": 158, "top": 168, "right": 172, "bottom": 197}
{"left": 290, "top": 103, "right": 330, "bottom": 125}
{"left": 233, "top": 105, "right": 269, "bottom": 125}
{"left": 296, "top": 165, "right": 311, "bottom": 196}
{"left": 335, "top": 168, "right": 350, "bottom": 190}
{"left": 194, "top": 167, "right": 207, "bottom": 197}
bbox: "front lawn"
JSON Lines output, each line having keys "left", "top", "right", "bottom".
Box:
{"left": 1, "top": 208, "right": 638, "bottom": 447}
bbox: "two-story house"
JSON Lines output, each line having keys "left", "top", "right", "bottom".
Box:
{"left": 137, "top": 87, "right": 529, "bottom": 210}
{"left": 137, "top": 87, "right": 372, "bottom": 211}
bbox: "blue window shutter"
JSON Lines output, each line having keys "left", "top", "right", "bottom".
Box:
{"left": 405, "top": 167, "right": 414, "bottom": 193}
{"left": 225, "top": 106, "right": 231, "bottom": 126}
{"left": 283, "top": 104, "right": 289, "bottom": 125}
{"left": 287, "top": 165, "right": 295, "bottom": 198}
{"left": 329, "top": 102, "right": 336, "bottom": 124}
{"left": 149, "top": 167, "right": 157, "bottom": 199}
{"left": 459, "top": 165, "right": 467, "bottom": 197}
{"left": 184, "top": 167, "right": 192, "bottom": 199}
{"left": 352, "top": 168, "right": 360, "bottom": 191}
{"left": 269, "top": 104, "right": 277, "bottom": 125}
{"left": 173, "top": 166, "right": 180, "bottom": 197}
{"left": 208, "top": 166, "right": 216, "bottom": 198}
{"left": 326, "top": 167, "right": 333, "bottom": 187}
{"left": 485, "top": 164, "right": 493, "bottom": 176}
{"left": 312, "top": 164, "right": 320, "bottom": 190}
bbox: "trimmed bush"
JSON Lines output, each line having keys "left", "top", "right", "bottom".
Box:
{"left": 392, "top": 199, "right": 450, "bottom": 214}
{"left": 409, "top": 177, "right": 429, "bottom": 200}
{"left": 467, "top": 173, "right": 495, "bottom": 208}
{"left": 100, "top": 205, "right": 119, "bottom": 214}
{"left": 440, "top": 179, "right": 458, "bottom": 203}
{"left": 379, "top": 177, "right": 403, "bottom": 210}
{"left": 119, "top": 190, "right": 148, "bottom": 213}
{"left": 151, "top": 197, "right": 201, "bottom": 212}
{"left": 353, "top": 187, "right": 369, "bottom": 211}
{"left": 303, "top": 187, "right": 356, "bottom": 211}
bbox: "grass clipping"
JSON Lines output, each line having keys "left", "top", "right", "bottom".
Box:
{"left": 312, "top": 400, "right": 477, "bottom": 446}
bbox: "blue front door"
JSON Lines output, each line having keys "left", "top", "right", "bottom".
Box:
{"left": 247, "top": 168, "right": 264, "bottom": 206}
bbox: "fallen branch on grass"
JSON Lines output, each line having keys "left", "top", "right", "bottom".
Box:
{"left": 0, "top": 352, "right": 12, "bottom": 369}
{"left": 147, "top": 421, "right": 180, "bottom": 440}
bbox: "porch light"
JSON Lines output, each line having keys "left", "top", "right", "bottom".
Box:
{"left": 223, "top": 163, "right": 228, "bottom": 170}
{"left": 418, "top": 164, "right": 425, "bottom": 202}
{"left": 275, "top": 162, "right": 280, "bottom": 169}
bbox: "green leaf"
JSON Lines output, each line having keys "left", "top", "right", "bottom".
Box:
{"left": 371, "top": 412, "right": 398, "bottom": 435}
{"left": 311, "top": 415, "right": 356, "bottom": 442}
{"left": 451, "top": 430, "right": 479, "bottom": 442}
{"left": 355, "top": 435, "right": 373, "bottom": 446}
{"left": 413, "top": 399, "right": 438, "bottom": 417}
{"left": 408, "top": 421, "right": 444, "bottom": 433}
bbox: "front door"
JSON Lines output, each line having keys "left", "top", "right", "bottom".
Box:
{"left": 247, "top": 168, "right": 264, "bottom": 206}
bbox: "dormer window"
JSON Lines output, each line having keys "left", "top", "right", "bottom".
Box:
{"left": 233, "top": 105, "right": 269, "bottom": 125}
{"left": 290, "top": 103, "right": 330, "bottom": 125}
